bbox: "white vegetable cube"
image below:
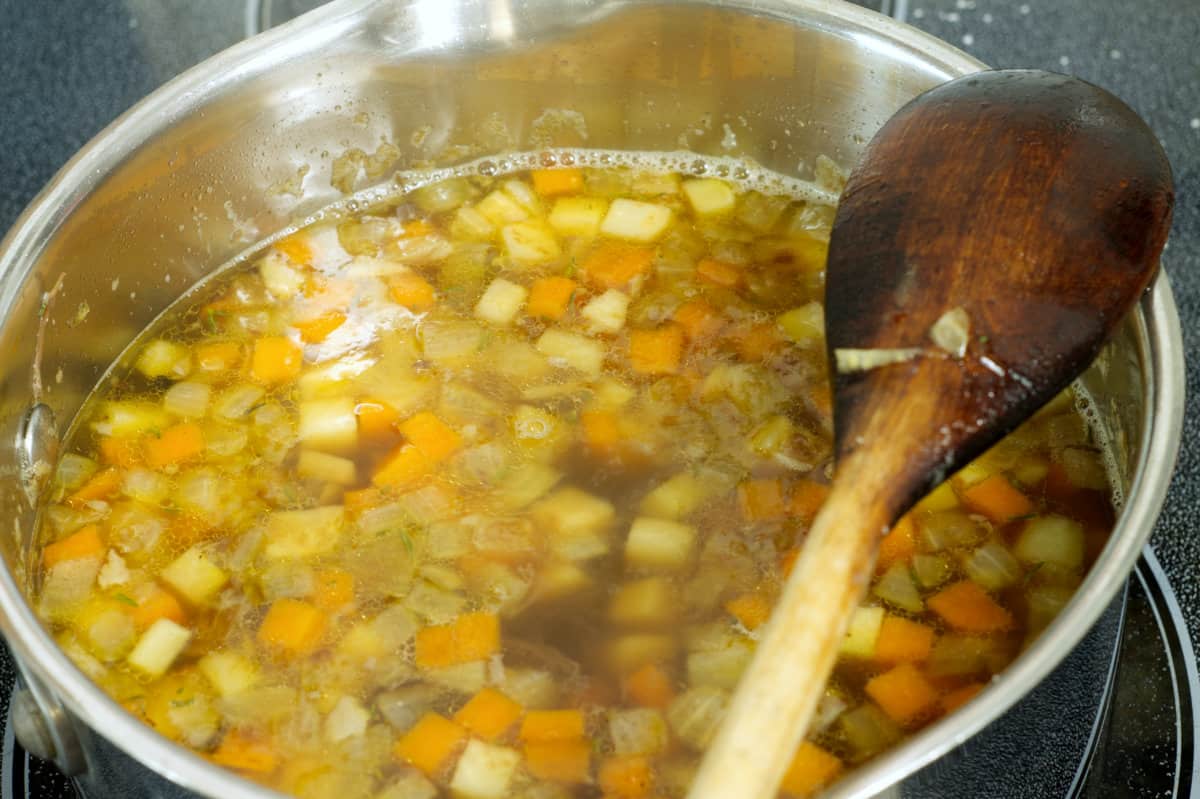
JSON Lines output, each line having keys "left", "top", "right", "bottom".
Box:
{"left": 135, "top": 340, "right": 191, "bottom": 380}
{"left": 163, "top": 381, "right": 211, "bottom": 418}
{"left": 687, "top": 641, "right": 754, "bottom": 689}
{"left": 476, "top": 190, "right": 529, "bottom": 226}
{"left": 682, "top": 179, "right": 737, "bottom": 217}
{"left": 264, "top": 505, "right": 345, "bottom": 560}
{"left": 640, "top": 473, "right": 706, "bottom": 519}
{"left": 451, "top": 206, "right": 496, "bottom": 241}
{"left": 839, "top": 605, "right": 885, "bottom": 658}
{"left": 581, "top": 289, "right": 630, "bottom": 334}
{"left": 531, "top": 487, "right": 616, "bottom": 561}
{"left": 259, "top": 250, "right": 306, "bottom": 297}
{"left": 474, "top": 278, "right": 529, "bottom": 326}
{"left": 600, "top": 199, "right": 672, "bottom": 242}
{"left": 624, "top": 517, "right": 697, "bottom": 573}
{"left": 197, "top": 651, "right": 259, "bottom": 697}
{"left": 548, "top": 197, "right": 608, "bottom": 238}
{"left": 296, "top": 449, "right": 357, "bottom": 486}
{"left": 450, "top": 739, "right": 521, "bottom": 799}
{"left": 501, "top": 179, "right": 542, "bottom": 215}
{"left": 535, "top": 329, "right": 605, "bottom": 375}
{"left": 609, "top": 707, "right": 669, "bottom": 755}
{"left": 127, "top": 618, "right": 192, "bottom": 678}
{"left": 423, "top": 321, "right": 486, "bottom": 362}
{"left": 500, "top": 222, "right": 561, "bottom": 267}
{"left": 609, "top": 577, "right": 676, "bottom": 628}
{"left": 325, "top": 695, "right": 370, "bottom": 743}
{"left": 777, "top": 303, "right": 825, "bottom": 343}
{"left": 1014, "top": 515, "right": 1084, "bottom": 571}
{"left": 160, "top": 547, "right": 228, "bottom": 606}
{"left": 298, "top": 397, "right": 359, "bottom": 454}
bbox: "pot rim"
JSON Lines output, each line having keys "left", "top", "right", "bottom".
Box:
{"left": 0, "top": 1, "right": 1183, "bottom": 797}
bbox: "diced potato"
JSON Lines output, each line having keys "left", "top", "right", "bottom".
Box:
{"left": 531, "top": 487, "right": 616, "bottom": 561}
{"left": 197, "top": 651, "right": 260, "bottom": 697}
{"left": 609, "top": 708, "right": 669, "bottom": 755}
{"left": 127, "top": 618, "right": 192, "bottom": 678}
{"left": 160, "top": 547, "right": 228, "bottom": 606}
{"left": 135, "top": 339, "right": 191, "bottom": 380}
{"left": 264, "top": 506, "right": 345, "bottom": 560}
{"left": 682, "top": 179, "right": 737, "bottom": 217}
{"left": 529, "top": 561, "right": 593, "bottom": 605}
{"left": 296, "top": 450, "right": 357, "bottom": 486}
{"left": 79, "top": 602, "right": 136, "bottom": 661}
{"left": 624, "top": 517, "right": 697, "bottom": 573}
{"left": 601, "top": 199, "right": 672, "bottom": 242}
{"left": 640, "top": 472, "right": 708, "bottom": 519}
{"left": 607, "top": 634, "right": 678, "bottom": 674}
{"left": 686, "top": 640, "right": 754, "bottom": 689}
{"left": 667, "top": 687, "right": 728, "bottom": 750}
{"left": 963, "top": 542, "right": 1022, "bottom": 591}
{"left": 477, "top": 190, "right": 529, "bottom": 226}
{"left": 548, "top": 197, "right": 608, "bottom": 237}
{"left": 259, "top": 250, "right": 306, "bottom": 297}
{"left": 535, "top": 329, "right": 605, "bottom": 375}
{"left": 427, "top": 660, "right": 488, "bottom": 694}
{"left": 299, "top": 398, "right": 359, "bottom": 454}
{"left": 450, "top": 739, "right": 521, "bottom": 799}
{"left": 1014, "top": 515, "right": 1084, "bottom": 571}
{"left": 748, "top": 415, "right": 793, "bottom": 458}
{"left": 581, "top": 290, "right": 630, "bottom": 334}
{"left": 163, "top": 381, "right": 211, "bottom": 418}
{"left": 501, "top": 222, "right": 561, "bottom": 267}
{"left": 777, "top": 303, "right": 825, "bottom": 343}
{"left": 502, "top": 668, "right": 560, "bottom": 710}
{"left": 839, "top": 605, "right": 885, "bottom": 658}
{"left": 502, "top": 180, "right": 541, "bottom": 214}
{"left": 872, "top": 562, "right": 923, "bottom": 613}
{"left": 325, "top": 695, "right": 370, "bottom": 743}
{"left": 609, "top": 578, "right": 676, "bottom": 628}
{"left": 475, "top": 278, "right": 529, "bottom": 326}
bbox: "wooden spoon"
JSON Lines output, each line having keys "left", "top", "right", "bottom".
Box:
{"left": 688, "top": 69, "right": 1173, "bottom": 799}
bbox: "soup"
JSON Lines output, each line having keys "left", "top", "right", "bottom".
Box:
{"left": 33, "top": 154, "right": 1114, "bottom": 799}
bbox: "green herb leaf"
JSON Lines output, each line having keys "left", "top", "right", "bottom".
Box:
{"left": 114, "top": 593, "right": 138, "bottom": 607}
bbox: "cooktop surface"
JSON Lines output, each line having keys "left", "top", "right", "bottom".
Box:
{"left": 0, "top": 1, "right": 1198, "bottom": 797}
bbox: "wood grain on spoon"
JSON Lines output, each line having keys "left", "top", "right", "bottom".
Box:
{"left": 688, "top": 70, "right": 1173, "bottom": 799}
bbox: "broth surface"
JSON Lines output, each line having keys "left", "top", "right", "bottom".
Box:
{"left": 33, "top": 155, "right": 1114, "bottom": 798}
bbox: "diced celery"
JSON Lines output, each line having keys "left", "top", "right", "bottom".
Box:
{"left": 918, "top": 510, "right": 983, "bottom": 552}
{"left": 474, "top": 278, "right": 529, "bottom": 326}
{"left": 477, "top": 190, "right": 529, "bottom": 226}
{"left": 682, "top": 179, "right": 737, "bottom": 217}
{"left": 609, "top": 707, "right": 669, "bottom": 755}
{"left": 609, "top": 578, "right": 677, "bottom": 628}
{"left": 121, "top": 468, "right": 169, "bottom": 504}
{"left": 500, "top": 221, "right": 561, "bottom": 267}
{"left": 548, "top": 197, "right": 608, "bottom": 237}
{"left": 872, "top": 562, "right": 923, "bottom": 613}
{"left": 162, "top": 381, "right": 210, "bottom": 419}
{"left": 699, "top": 363, "right": 787, "bottom": 419}
{"left": 926, "top": 634, "right": 1002, "bottom": 677}
{"left": 1014, "top": 515, "right": 1084, "bottom": 571}
{"left": 135, "top": 339, "right": 191, "bottom": 380}
{"left": 624, "top": 517, "right": 697, "bottom": 573}
{"left": 581, "top": 289, "right": 630, "bottom": 333}
{"left": 963, "top": 542, "right": 1022, "bottom": 590}
{"left": 81, "top": 605, "right": 136, "bottom": 661}
{"left": 53, "top": 454, "right": 98, "bottom": 495}
{"left": 450, "top": 739, "right": 521, "bottom": 799}
{"left": 812, "top": 690, "right": 849, "bottom": 734}
{"left": 38, "top": 558, "right": 103, "bottom": 622}
{"left": 298, "top": 397, "right": 358, "bottom": 454}
{"left": 502, "top": 179, "right": 542, "bottom": 214}
{"left": 413, "top": 177, "right": 473, "bottom": 213}
{"left": 451, "top": 205, "right": 497, "bottom": 241}
{"left": 127, "top": 618, "right": 192, "bottom": 678}
{"left": 535, "top": 328, "right": 605, "bottom": 375}
{"left": 839, "top": 704, "right": 901, "bottom": 761}
{"left": 839, "top": 605, "right": 885, "bottom": 658}
{"left": 213, "top": 384, "right": 265, "bottom": 420}
{"left": 912, "top": 553, "right": 952, "bottom": 589}
{"left": 667, "top": 687, "right": 728, "bottom": 750}
{"left": 405, "top": 580, "right": 467, "bottom": 624}
{"left": 264, "top": 506, "right": 345, "bottom": 560}
{"left": 296, "top": 449, "right": 357, "bottom": 486}
{"left": 1026, "top": 584, "right": 1075, "bottom": 633}
{"left": 748, "top": 415, "right": 794, "bottom": 458}
{"left": 160, "top": 547, "right": 228, "bottom": 606}
{"left": 467, "top": 560, "right": 532, "bottom": 617}
{"left": 259, "top": 251, "right": 306, "bottom": 298}
{"left": 197, "top": 651, "right": 260, "bottom": 697}
{"left": 777, "top": 303, "right": 825, "bottom": 343}
{"left": 531, "top": 486, "right": 616, "bottom": 560}
{"left": 426, "top": 660, "right": 488, "bottom": 694}
{"left": 601, "top": 199, "right": 672, "bottom": 242}
{"left": 686, "top": 641, "right": 754, "bottom": 690}
{"left": 736, "top": 191, "right": 790, "bottom": 233}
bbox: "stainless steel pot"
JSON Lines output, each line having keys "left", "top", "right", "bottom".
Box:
{"left": 0, "top": 1, "right": 1183, "bottom": 797}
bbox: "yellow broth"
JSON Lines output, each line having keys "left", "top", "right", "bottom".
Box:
{"left": 33, "top": 160, "right": 1115, "bottom": 799}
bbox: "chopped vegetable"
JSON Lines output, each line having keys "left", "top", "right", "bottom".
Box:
{"left": 928, "top": 581, "right": 1014, "bottom": 633}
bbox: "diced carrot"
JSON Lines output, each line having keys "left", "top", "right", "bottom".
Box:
{"left": 789, "top": 479, "right": 829, "bottom": 523}
{"left": 398, "top": 411, "right": 461, "bottom": 463}
{"left": 598, "top": 755, "right": 654, "bottom": 798}
{"left": 393, "top": 712, "right": 468, "bottom": 776}
{"left": 210, "top": 731, "right": 279, "bottom": 774}
{"left": 624, "top": 662, "right": 675, "bottom": 709}
{"left": 875, "top": 515, "right": 916, "bottom": 573}
{"left": 401, "top": 219, "right": 437, "bottom": 239}
{"left": 672, "top": 299, "right": 723, "bottom": 342}
{"left": 927, "top": 581, "right": 1014, "bottom": 633}
{"left": 389, "top": 271, "right": 437, "bottom": 311}
{"left": 256, "top": 598, "right": 328, "bottom": 656}
{"left": 413, "top": 624, "right": 455, "bottom": 670}
{"left": 311, "top": 568, "right": 354, "bottom": 610}
{"left": 98, "top": 437, "right": 142, "bottom": 468}
{"left": 372, "top": 443, "right": 430, "bottom": 488}
{"left": 274, "top": 235, "right": 313, "bottom": 266}
{"left": 732, "top": 322, "right": 782, "bottom": 361}
{"left": 130, "top": 587, "right": 186, "bottom": 629}
{"left": 524, "top": 740, "right": 591, "bottom": 783}
{"left": 738, "top": 479, "right": 786, "bottom": 521}
{"left": 696, "top": 257, "right": 742, "bottom": 288}
{"left": 454, "top": 688, "right": 523, "bottom": 741}
{"left": 726, "top": 592, "right": 772, "bottom": 631}
{"left": 941, "top": 682, "right": 985, "bottom": 713}
{"left": 628, "top": 324, "right": 684, "bottom": 375}
{"left": 527, "top": 276, "right": 578, "bottom": 320}
{"left": 250, "top": 336, "right": 303, "bottom": 384}
{"left": 414, "top": 612, "right": 501, "bottom": 669}
{"left": 520, "top": 709, "right": 586, "bottom": 743}
{"left": 342, "top": 487, "right": 383, "bottom": 517}
{"left": 780, "top": 741, "right": 844, "bottom": 797}
{"left": 144, "top": 423, "right": 205, "bottom": 469}
{"left": 584, "top": 243, "right": 655, "bottom": 289}
{"left": 43, "top": 525, "right": 104, "bottom": 569}
{"left": 355, "top": 398, "right": 400, "bottom": 443}
{"left": 194, "top": 341, "right": 242, "bottom": 372}
{"left": 293, "top": 311, "right": 346, "bottom": 344}
{"left": 66, "top": 467, "right": 124, "bottom": 507}
{"left": 960, "top": 473, "right": 1036, "bottom": 524}
{"left": 531, "top": 168, "right": 584, "bottom": 197}
{"left": 874, "top": 615, "right": 935, "bottom": 664}
{"left": 865, "top": 663, "right": 941, "bottom": 727}
{"left": 581, "top": 409, "right": 621, "bottom": 458}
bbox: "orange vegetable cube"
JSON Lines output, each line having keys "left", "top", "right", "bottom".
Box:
{"left": 581, "top": 409, "right": 621, "bottom": 457}
{"left": 144, "top": 423, "right": 206, "bottom": 469}
{"left": 210, "top": 731, "right": 279, "bottom": 774}
{"left": 696, "top": 257, "right": 742, "bottom": 288}
{"left": 42, "top": 525, "right": 104, "bottom": 569}
{"left": 527, "top": 276, "right": 578, "bottom": 320}
{"left": 531, "top": 168, "right": 584, "bottom": 197}
{"left": 389, "top": 271, "right": 437, "bottom": 311}
{"left": 256, "top": 599, "right": 328, "bottom": 656}
{"left": 738, "top": 479, "right": 786, "bottom": 521}
{"left": 274, "top": 235, "right": 313, "bottom": 266}
{"left": 372, "top": 443, "right": 430, "bottom": 488}
{"left": 928, "top": 580, "right": 1014, "bottom": 633}
{"left": 454, "top": 688, "right": 523, "bottom": 741}
{"left": 520, "top": 709, "right": 585, "bottom": 743}
{"left": 673, "top": 299, "right": 723, "bottom": 342}
{"left": 342, "top": 487, "right": 384, "bottom": 517}
{"left": 130, "top": 587, "right": 186, "bottom": 629}
{"left": 355, "top": 398, "right": 400, "bottom": 443}
{"left": 98, "top": 437, "right": 142, "bottom": 468}
{"left": 292, "top": 311, "right": 346, "bottom": 344}
{"left": 733, "top": 322, "right": 782, "bottom": 361}
{"left": 401, "top": 219, "right": 436, "bottom": 239}
{"left": 311, "top": 568, "right": 354, "bottom": 610}
{"left": 781, "top": 742, "right": 844, "bottom": 797}
{"left": 414, "top": 624, "right": 455, "bottom": 670}
{"left": 875, "top": 515, "right": 916, "bottom": 573}
{"left": 874, "top": 615, "right": 935, "bottom": 664}
{"left": 66, "top": 467, "right": 124, "bottom": 506}
{"left": 250, "top": 336, "right": 303, "bottom": 384}
{"left": 415, "top": 612, "right": 501, "bottom": 669}
{"left": 941, "top": 682, "right": 985, "bottom": 713}
{"left": 865, "top": 663, "right": 941, "bottom": 727}
{"left": 726, "top": 592, "right": 772, "bottom": 631}
{"left": 789, "top": 479, "right": 830, "bottom": 522}
{"left": 598, "top": 755, "right": 653, "bottom": 798}
{"left": 194, "top": 341, "right": 242, "bottom": 372}
{"left": 623, "top": 662, "right": 675, "bottom": 709}
{"left": 393, "top": 712, "right": 468, "bottom": 776}
{"left": 584, "top": 243, "right": 655, "bottom": 289}
{"left": 628, "top": 324, "right": 683, "bottom": 375}
{"left": 960, "top": 474, "right": 1036, "bottom": 523}
{"left": 398, "top": 412, "right": 461, "bottom": 463}
{"left": 524, "top": 740, "right": 591, "bottom": 783}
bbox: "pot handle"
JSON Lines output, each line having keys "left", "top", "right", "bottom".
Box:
{"left": 10, "top": 664, "right": 87, "bottom": 776}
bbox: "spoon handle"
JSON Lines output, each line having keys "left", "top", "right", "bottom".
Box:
{"left": 687, "top": 477, "right": 889, "bottom": 799}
